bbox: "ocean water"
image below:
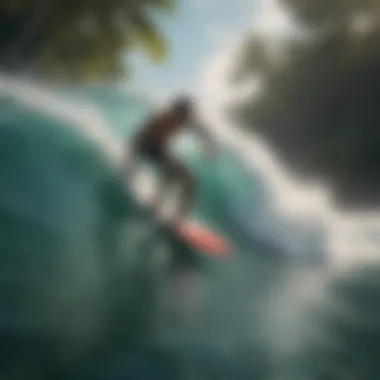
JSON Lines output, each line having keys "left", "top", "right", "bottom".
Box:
{"left": 0, "top": 78, "right": 336, "bottom": 379}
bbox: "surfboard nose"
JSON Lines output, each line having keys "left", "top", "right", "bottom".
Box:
{"left": 177, "top": 223, "right": 231, "bottom": 257}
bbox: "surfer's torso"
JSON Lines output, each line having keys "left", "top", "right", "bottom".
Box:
{"left": 136, "top": 111, "right": 189, "bottom": 149}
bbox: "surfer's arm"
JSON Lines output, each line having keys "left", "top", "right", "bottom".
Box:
{"left": 192, "top": 121, "right": 217, "bottom": 160}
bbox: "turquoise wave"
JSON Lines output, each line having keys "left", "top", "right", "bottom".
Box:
{"left": 0, "top": 81, "right": 325, "bottom": 379}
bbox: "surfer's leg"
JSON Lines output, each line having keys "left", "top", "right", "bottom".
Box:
{"left": 151, "top": 148, "right": 196, "bottom": 221}
{"left": 151, "top": 170, "right": 170, "bottom": 215}
{"left": 147, "top": 146, "right": 172, "bottom": 214}
{"left": 163, "top": 161, "right": 195, "bottom": 222}
{"left": 177, "top": 168, "right": 196, "bottom": 221}
{"left": 153, "top": 154, "right": 185, "bottom": 218}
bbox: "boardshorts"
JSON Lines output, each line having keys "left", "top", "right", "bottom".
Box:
{"left": 135, "top": 137, "right": 169, "bottom": 166}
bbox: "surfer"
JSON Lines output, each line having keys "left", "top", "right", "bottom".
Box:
{"left": 127, "top": 95, "right": 216, "bottom": 222}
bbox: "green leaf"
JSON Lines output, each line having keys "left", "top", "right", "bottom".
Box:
{"left": 129, "top": 12, "right": 166, "bottom": 62}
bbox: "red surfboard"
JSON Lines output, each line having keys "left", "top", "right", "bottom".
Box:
{"left": 134, "top": 192, "right": 231, "bottom": 257}
{"left": 173, "top": 221, "right": 231, "bottom": 257}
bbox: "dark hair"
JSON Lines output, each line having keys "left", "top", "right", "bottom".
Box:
{"left": 172, "top": 96, "right": 193, "bottom": 115}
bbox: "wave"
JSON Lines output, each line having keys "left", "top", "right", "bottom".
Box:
{"left": 0, "top": 77, "right": 329, "bottom": 379}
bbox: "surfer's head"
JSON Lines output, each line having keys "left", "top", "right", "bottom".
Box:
{"left": 171, "top": 95, "right": 193, "bottom": 121}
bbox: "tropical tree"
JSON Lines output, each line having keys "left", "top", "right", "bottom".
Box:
{"left": 0, "top": 0, "right": 174, "bottom": 82}
{"left": 282, "top": 0, "right": 380, "bottom": 30}
{"left": 232, "top": 0, "right": 380, "bottom": 209}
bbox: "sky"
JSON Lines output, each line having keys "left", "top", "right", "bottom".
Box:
{"left": 129, "top": 0, "right": 257, "bottom": 100}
